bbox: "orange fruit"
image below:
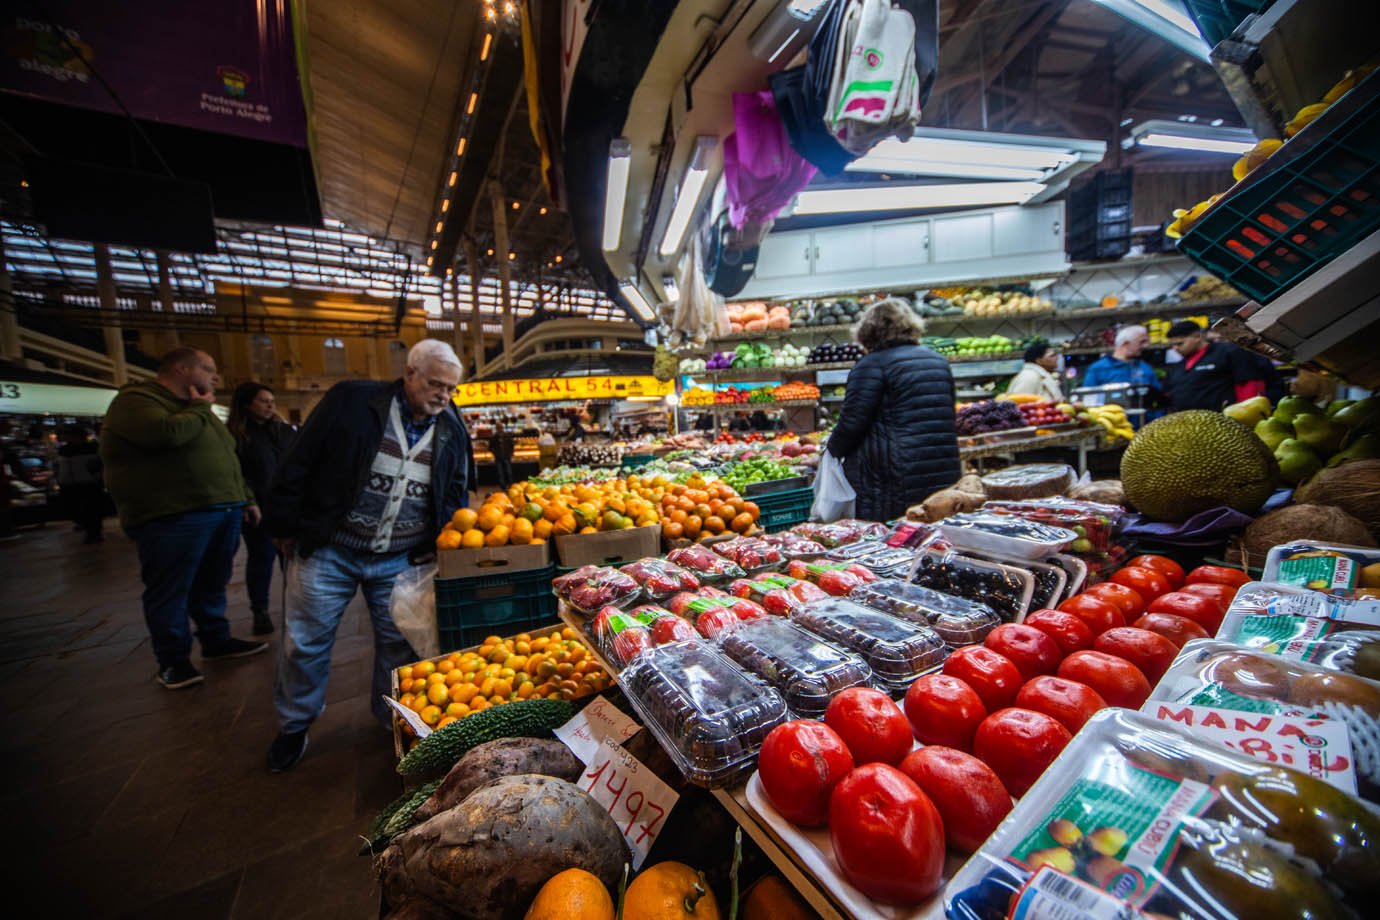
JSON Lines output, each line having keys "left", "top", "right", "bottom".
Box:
{"left": 533, "top": 518, "right": 553, "bottom": 540}
{"left": 743, "top": 501, "right": 760, "bottom": 519}
{"left": 461, "top": 529, "right": 485, "bottom": 549}
{"left": 485, "top": 524, "right": 510, "bottom": 547}
{"left": 624, "top": 862, "right": 720, "bottom": 920}
{"left": 731, "top": 512, "right": 753, "bottom": 534}
{"left": 684, "top": 515, "right": 702, "bottom": 539}
{"left": 426, "top": 681, "right": 449, "bottom": 705}
{"left": 579, "top": 525, "right": 597, "bottom": 534}
{"left": 543, "top": 501, "right": 568, "bottom": 523}
{"left": 524, "top": 868, "right": 615, "bottom": 920}
{"left": 436, "top": 529, "right": 463, "bottom": 550}
{"left": 664, "top": 522, "right": 684, "bottom": 540}
{"left": 510, "top": 518, "right": 534, "bottom": 545}
{"left": 704, "top": 515, "right": 726, "bottom": 535}
{"left": 451, "top": 508, "right": 479, "bottom": 532}
{"left": 413, "top": 660, "right": 436, "bottom": 678}
{"left": 476, "top": 507, "right": 503, "bottom": 532}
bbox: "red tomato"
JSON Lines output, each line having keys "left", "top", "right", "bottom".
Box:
{"left": 829, "top": 764, "right": 946, "bottom": 904}
{"left": 942, "top": 646, "right": 1023, "bottom": 711}
{"left": 1015, "top": 676, "right": 1108, "bottom": 734}
{"left": 1126, "top": 554, "right": 1186, "bottom": 589}
{"left": 1181, "top": 582, "right": 1235, "bottom": 614}
{"left": 758, "top": 721, "right": 855, "bottom": 826}
{"left": 983, "top": 624, "right": 1063, "bottom": 680}
{"left": 1083, "top": 582, "right": 1146, "bottom": 618}
{"left": 972, "top": 708, "right": 1073, "bottom": 797}
{"left": 1058, "top": 650, "right": 1152, "bottom": 709}
{"left": 1093, "top": 627, "right": 1180, "bottom": 683}
{"left": 824, "top": 687, "right": 913, "bottom": 766}
{"left": 1132, "top": 613, "right": 1211, "bottom": 649}
{"left": 1110, "top": 566, "right": 1173, "bottom": 602}
{"left": 1147, "top": 591, "right": 1227, "bottom": 634}
{"left": 904, "top": 675, "right": 988, "bottom": 751}
{"left": 1185, "top": 565, "right": 1250, "bottom": 589}
{"left": 1056, "top": 594, "right": 1126, "bottom": 635}
{"left": 1022, "top": 609, "right": 1096, "bottom": 655}
{"left": 899, "top": 746, "right": 1012, "bottom": 853}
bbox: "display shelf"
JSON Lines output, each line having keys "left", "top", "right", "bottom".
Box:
{"left": 709, "top": 323, "right": 854, "bottom": 345}
{"left": 703, "top": 399, "right": 818, "bottom": 413}
{"left": 951, "top": 359, "right": 1022, "bottom": 379}
{"left": 958, "top": 427, "right": 1103, "bottom": 473}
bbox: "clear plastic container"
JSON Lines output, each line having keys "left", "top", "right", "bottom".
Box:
{"left": 710, "top": 536, "right": 785, "bottom": 573}
{"left": 827, "top": 542, "right": 917, "bottom": 576}
{"left": 1262, "top": 541, "right": 1380, "bottom": 599}
{"left": 720, "top": 617, "right": 873, "bottom": 719}
{"left": 909, "top": 549, "right": 1035, "bottom": 623}
{"left": 939, "top": 511, "right": 1077, "bottom": 561}
{"left": 588, "top": 604, "right": 696, "bottom": 668}
{"left": 791, "top": 597, "right": 947, "bottom": 692}
{"left": 552, "top": 565, "right": 643, "bottom": 615}
{"left": 1217, "top": 606, "right": 1380, "bottom": 681}
{"left": 666, "top": 543, "right": 748, "bottom": 584}
{"left": 966, "top": 551, "right": 1068, "bottom": 611}
{"left": 618, "top": 639, "right": 789, "bottom": 787}
{"left": 784, "top": 560, "right": 880, "bottom": 596}
{"left": 982, "top": 498, "right": 1124, "bottom": 555}
{"left": 665, "top": 589, "right": 769, "bottom": 640}
{"left": 946, "top": 707, "right": 1380, "bottom": 920}
{"left": 792, "top": 519, "right": 888, "bottom": 548}
{"left": 619, "top": 557, "right": 701, "bottom": 600}
{"left": 759, "top": 531, "right": 828, "bottom": 559}
{"left": 978, "top": 463, "right": 1076, "bottom": 500}
{"left": 848, "top": 578, "right": 1001, "bottom": 646}
{"left": 1048, "top": 552, "right": 1089, "bottom": 599}
{"left": 727, "top": 573, "right": 829, "bottom": 616}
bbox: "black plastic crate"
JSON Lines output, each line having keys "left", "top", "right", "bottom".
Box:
{"left": 1069, "top": 236, "right": 1131, "bottom": 261}
{"left": 1069, "top": 219, "right": 1132, "bottom": 243}
{"left": 435, "top": 564, "right": 558, "bottom": 651}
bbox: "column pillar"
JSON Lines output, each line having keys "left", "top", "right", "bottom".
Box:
{"left": 461, "top": 238, "right": 485, "bottom": 378}
{"left": 488, "top": 181, "right": 514, "bottom": 369}
{"left": 93, "top": 244, "right": 128, "bottom": 386}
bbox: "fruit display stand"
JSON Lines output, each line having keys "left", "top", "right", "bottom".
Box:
{"left": 958, "top": 426, "right": 1104, "bottom": 474}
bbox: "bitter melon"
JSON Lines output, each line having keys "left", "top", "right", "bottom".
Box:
{"left": 360, "top": 779, "right": 440, "bottom": 854}
{"left": 396, "top": 697, "right": 577, "bottom": 780}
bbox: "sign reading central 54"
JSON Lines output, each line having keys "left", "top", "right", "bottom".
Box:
{"left": 451, "top": 375, "right": 673, "bottom": 407}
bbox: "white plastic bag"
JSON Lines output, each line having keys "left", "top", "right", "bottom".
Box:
{"left": 390, "top": 562, "right": 439, "bottom": 659}
{"left": 811, "top": 451, "right": 856, "bottom": 522}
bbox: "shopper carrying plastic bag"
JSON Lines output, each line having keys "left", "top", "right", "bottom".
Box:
{"left": 812, "top": 450, "right": 857, "bottom": 522}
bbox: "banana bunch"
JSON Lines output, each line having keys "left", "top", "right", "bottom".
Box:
{"left": 1080, "top": 404, "right": 1135, "bottom": 442}
{"left": 1165, "top": 194, "right": 1224, "bottom": 239}
{"left": 1232, "top": 138, "right": 1283, "bottom": 182}
{"left": 1283, "top": 64, "right": 1375, "bottom": 137}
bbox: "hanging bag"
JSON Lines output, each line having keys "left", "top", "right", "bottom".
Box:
{"left": 811, "top": 451, "right": 857, "bottom": 522}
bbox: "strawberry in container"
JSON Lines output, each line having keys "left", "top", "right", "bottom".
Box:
{"left": 621, "top": 557, "right": 700, "bottom": 600}
{"left": 590, "top": 605, "right": 657, "bottom": 667}
{"left": 712, "top": 536, "right": 785, "bottom": 573}
{"left": 667, "top": 543, "right": 748, "bottom": 583}
{"left": 793, "top": 519, "right": 889, "bottom": 549}
{"left": 729, "top": 573, "right": 829, "bottom": 615}
{"left": 553, "top": 565, "right": 642, "bottom": 615}
{"left": 645, "top": 608, "right": 698, "bottom": 645}
{"left": 786, "top": 560, "right": 879, "bottom": 596}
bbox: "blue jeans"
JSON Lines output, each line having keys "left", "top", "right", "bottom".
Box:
{"left": 127, "top": 507, "right": 241, "bottom": 668}
{"left": 274, "top": 544, "right": 416, "bottom": 733}
{"left": 241, "top": 520, "right": 278, "bottom": 611}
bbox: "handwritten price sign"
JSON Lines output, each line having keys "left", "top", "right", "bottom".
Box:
{"left": 554, "top": 696, "right": 640, "bottom": 764}
{"left": 579, "top": 736, "right": 679, "bottom": 869}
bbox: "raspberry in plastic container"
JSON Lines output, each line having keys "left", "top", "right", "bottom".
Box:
{"left": 666, "top": 543, "right": 748, "bottom": 583}
{"left": 619, "top": 557, "right": 701, "bottom": 600}
{"left": 946, "top": 707, "right": 1380, "bottom": 920}
{"left": 710, "top": 536, "right": 785, "bottom": 573}
{"left": 552, "top": 565, "right": 642, "bottom": 615}
{"left": 981, "top": 498, "right": 1123, "bottom": 556}
{"left": 720, "top": 616, "right": 873, "bottom": 719}
{"left": 848, "top": 578, "right": 1001, "bottom": 646}
{"left": 791, "top": 597, "right": 947, "bottom": 693}
{"left": 785, "top": 559, "right": 878, "bottom": 596}
{"left": 728, "top": 573, "right": 828, "bottom": 616}
{"left": 618, "top": 639, "right": 789, "bottom": 787}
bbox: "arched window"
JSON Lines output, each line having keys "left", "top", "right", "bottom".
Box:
{"left": 249, "top": 335, "right": 276, "bottom": 381}
{"left": 323, "top": 337, "right": 347, "bottom": 376}
{"left": 388, "top": 340, "right": 408, "bottom": 378}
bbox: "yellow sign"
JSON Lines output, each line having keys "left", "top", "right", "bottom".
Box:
{"left": 452, "top": 375, "right": 674, "bottom": 407}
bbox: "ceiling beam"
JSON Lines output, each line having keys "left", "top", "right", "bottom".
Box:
{"left": 931, "top": 0, "right": 1070, "bottom": 97}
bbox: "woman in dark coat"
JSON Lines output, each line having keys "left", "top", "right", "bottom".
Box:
{"left": 827, "top": 298, "right": 961, "bottom": 522}
{"left": 228, "top": 382, "right": 295, "bottom": 635}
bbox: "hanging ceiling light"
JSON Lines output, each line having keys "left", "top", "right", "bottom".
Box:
{"left": 1128, "top": 119, "right": 1255, "bottom": 154}
{"left": 845, "top": 130, "right": 1102, "bottom": 181}
{"left": 658, "top": 136, "right": 718, "bottom": 259}
{"left": 793, "top": 181, "right": 1045, "bottom": 215}
{"left": 603, "top": 138, "right": 633, "bottom": 252}
{"left": 619, "top": 280, "right": 657, "bottom": 322}
{"left": 1090, "top": 0, "right": 1209, "bottom": 62}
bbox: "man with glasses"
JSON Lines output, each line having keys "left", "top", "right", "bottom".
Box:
{"left": 263, "top": 340, "right": 472, "bottom": 772}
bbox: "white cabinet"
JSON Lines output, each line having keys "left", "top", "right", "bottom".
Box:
{"left": 873, "top": 219, "right": 930, "bottom": 269}
{"left": 933, "top": 213, "right": 994, "bottom": 263}
{"left": 995, "top": 206, "right": 1062, "bottom": 257}
{"left": 813, "top": 224, "right": 875, "bottom": 274}
{"left": 753, "top": 232, "right": 814, "bottom": 280}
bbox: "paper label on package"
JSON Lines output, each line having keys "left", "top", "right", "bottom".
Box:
{"left": 578, "top": 736, "right": 678, "bottom": 869}
{"left": 1145, "top": 702, "right": 1356, "bottom": 794}
{"left": 555, "top": 696, "right": 640, "bottom": 764}
{"left": 1264, "top": 593, "right": 1380, "bottom": 626}
{"left": 1011, "top": 867, "right": 1132, "bottom": 920}
{"left": 383, "top": 695, "right": 432, "bottom": 738}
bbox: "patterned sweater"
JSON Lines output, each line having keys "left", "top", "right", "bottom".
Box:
{"left": 332, "top": 400, "right": 435, "bottom": 553}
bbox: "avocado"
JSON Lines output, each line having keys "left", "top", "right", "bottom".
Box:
{"left": 1255, "top": 416, "right": 1294, "bottom": 452}
{"left": 1275, "top": 438, "right": 1324, "bottom": 484}
{"left": 1273, "top": 395, "right": 1325, "bottom": 423}
{"left": 1224, "top": 395, "right": 1272, "bottom": 427}
{"left": 1293, "top": 412, "right": 1346, "bottom": 455}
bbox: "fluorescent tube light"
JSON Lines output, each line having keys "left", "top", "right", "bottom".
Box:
{"left": 658, "top": 137, "right": 718, "bottom": 259}
{"left": 1129, "top": 120, "right": 1255, "bottom": 155}
{"left": 1137, "top": 133, "right": 1253, "bottom": 154}
{"left": 619, "top": 281, "right": 657, "bottom": 323}
{"left": 793, "top": 181, "right": 1044, "bottom": 215}
{"left": 602, "top": 138, "right": 632, "bottom": 252}
{"left": 1090, "top": 0, "right": 1209, "bottom": 62}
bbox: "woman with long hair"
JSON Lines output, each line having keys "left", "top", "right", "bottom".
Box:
{"left": 827, "top": 299, "right": 961, "bottom": 522}
{"left": 228, "top": 382, "right": 294, "bottom": 634}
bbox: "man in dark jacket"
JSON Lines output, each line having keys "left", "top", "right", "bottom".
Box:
{"left": 490, "top": 421, "right": 515, "bottom": 490}
{"left": 828, "top": 298, "right": 960, "bottom": 521}
{"left": 263, "top": 339, "right": 471, "bottom": 772}
{"left": 1164, "top": 320, "right": 1268, "bottom": 412}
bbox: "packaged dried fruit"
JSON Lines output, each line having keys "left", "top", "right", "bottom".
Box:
{"left": 727, "top": 573, "right": 828, "bottom": 615}
{"left": 848, "top": 578, "right": 1000, "bottom": 646}
{"left": 947, "top": 707, "right": 1380, "bottom": 920}
{"left": 720, "top": 616, "right": 873, "bottom": 719}
{"left": 710, "top": 536, "right": 785, "bottom": 572}
{"left": 982, "top": 498, "right": 1124, "bottom": 555}
{"left": 939, "top": 511, "right": 1078, "bottom": 561}
{"left": 618, "top": 639, "right": 789, "bottom": 787}
{"left": 552, "top": 565, "right": 642, "bottom": 615}
{"left": 666, "top": 543, "right": 748, "bottom": 583}
{"left": 1217, "top": 582, "right": 1380, "bottom": 680}
{"left": 619, "top": 557, "right": 701, "bottom": 600}
{"left": 791, "top": 597, "right": 947, "bottom": 692}
{"left": 785, "top": 559, "right": 878, "bottom": 596}
{"left": 909, "top": 548, "right": 1035, "bottom": 622}
{"left": 665, "top": 589, "right": 768, "bottom": 640}
{"left": 1263, "top": 541, "right": 1380, "bottom": 599}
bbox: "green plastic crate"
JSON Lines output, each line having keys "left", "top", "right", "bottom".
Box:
{"left": 621, "top": 453, "right": 656, "bottom": 470}
{"left": 753, "top": 486, "right": 814, "bottom": 533}
{"left": 1183, "top": 0, "right": 1272, "bottom": 48}
{"left": 435, "top": 564, "right": 558, "bottom": 652}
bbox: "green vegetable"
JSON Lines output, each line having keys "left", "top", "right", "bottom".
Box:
{"left": 361, "top": 779, "right": 441, "bottom": 854}
{"left": 396, "top": 697, "right": 577, "bottom": 779}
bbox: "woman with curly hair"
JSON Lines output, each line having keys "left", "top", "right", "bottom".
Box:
{"left": 827, "top": 298, "right": 960, "bottom": 521}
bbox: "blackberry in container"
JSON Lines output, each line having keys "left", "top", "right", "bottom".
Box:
{"left": 791, "top": 597, "right": 948, "bottom": 694}
{"left": 720, "top": 616, "right": 874, "bottom": 719}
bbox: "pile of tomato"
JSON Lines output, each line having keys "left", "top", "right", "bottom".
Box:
{"left": 756, "top": 554, "right": 1252, "bottom": 909}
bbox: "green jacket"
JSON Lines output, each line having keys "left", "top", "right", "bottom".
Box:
{"left": 100, "top": 380, "right": 252, "bottom": 528}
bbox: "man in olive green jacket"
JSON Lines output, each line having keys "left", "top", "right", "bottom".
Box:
{"left": 102, "top": 347, "right": 268, "bottom": 689}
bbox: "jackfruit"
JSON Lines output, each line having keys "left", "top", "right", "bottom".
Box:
{"left": 1121, "top": 411, "right": 1278, "bottom": 522}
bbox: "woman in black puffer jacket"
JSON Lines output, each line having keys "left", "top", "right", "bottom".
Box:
{"left": 827, "top": 299, "right": 960, "bottom": 522}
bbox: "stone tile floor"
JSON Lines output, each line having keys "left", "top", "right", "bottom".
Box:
{"left": 0, "top": 523, "right": 394, "bottom": 919}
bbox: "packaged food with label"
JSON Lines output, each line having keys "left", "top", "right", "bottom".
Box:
{"left": 710, "top": 535, "right": 785, "bottom": 573}
{"left": 946, "top": 707, "right": 1380, "bottom": 920}
{"left": 720, "top": 616, "right": 873, "bottom": 719}
{"left": 1263, "top": 541, "right": 1380, "bottom": 599}
{"left": 666, "top": 543, "right": 748, "bottom": 583}
{"left": 981, "top": 497, "right": 1124, "bottom": 555}
{"left": 552, "top": 565, "right": 643, "bottom": 615}
{"left": 1217, "top": 582, "right": 1380, "bottom": 680}
{"left": 619, "top": 639, "right": 789, "bottom": 787}
{"left": 965, "top": 551, "right": 1068, "bottom": 611}
{"left": 784, "top": 559, "right": 879, "bottom": 596}
{"left": 848, "top": 578, "right": 1001, "bottom": 646}
{"left": 791, "top": 597, "right": 947, "bottom": 692}
{"left": 939, "top": 511, "right": 1077, "bottom": 561}
{"left": 588, "top": 604, "right": 697, "bottom": 668}
{"left": 978, "top": 463, "right": 1076, "bottom": 500}
{"left": 827, "top": 542, "right": 918, "bottom": 577}
{"left": 760, "top": 530, "right": 828, "bottom": 559}
{"left": 665, "top": 589, "right": 769, "bottom": 640}
{"left": 791, "top": 519, "right": 889, "bottom": 549}
{"left": 909, "top": 548, "right": 1035, "bottom": 622}
{"left": 619, "top": 557, "right": 701, "bottom": 600}
{"left": 727, "top": 572, "right": 828, "bottom": 615}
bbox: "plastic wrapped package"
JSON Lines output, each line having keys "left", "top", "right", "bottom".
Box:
{"left": 848, "top": 578, "right": 1000, "bottom": 646}
{"left": 1151, "top": 639, "right": 1380, "bottom": 801}
{"left": 826, "top": 541, "right": 917, "bottom": 576}
{"left": 759, "top": 530, "right": 828, "bottom": 559}
{"left": 1263, "top": 541, "right": 1380, "bottom": 599}
{"left": 619, "top": 557, "right": 701, "bottom": 600}
{"left": 792, "top": 597, "right": 947, "bottom": 692}
{"left": 982, "top": 498, "right": 1124, "bottom": 555}
{"left": 728, "top": 572, "right": 828, "bottom": 615}
{"left": 946, "top": 707, "right": 1380, "bottom": 920}
{"left": 909, "top": 549, "right": 1035, "bottom": 622}
{"left": 666, "top": 543, "right": 748, "bottom": 584}
{"left": 1216, "top": 582, "right": 1380, "bottom": 680}
{"left": 785, "top": 559, "right": 879, "bottom": 596}
{"left": 791, "top": 519, "right": 889, "bottom": 548}
{"left": 710, "top": 536, "right": 785, "bottom": 573}
{"left": 618, "top": 639, "right": 789, "bottom": 787}
{"left": 589, "top": 604, "right": 697, "bottom": 668}
{"left": 1047, "top": 553, "right": 1089, "bottom": 599}
{"left": 666, "top": 589, "right": 769, "bottom": 640}
{"left": 978, "top": 463, "right": 1076, "bottom": 500}
{"left": 720, "top": 616, "right": 873, "bottom": 719}
{"left": 552, "top": 565, "right": 642, "bottom": 615}
{"left": 938, "top": 511, "right": 1077, "bottom": 561}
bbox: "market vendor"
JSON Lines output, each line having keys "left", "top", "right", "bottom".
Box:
{"left": 1006, "top": 341, "right": 1064, "bottom": 402}
{"left": 1163, "top": 319, "right": 1268, "bottom": 411}
{"left": 1081, "top": 324, "right": 1160, "bottom": 393}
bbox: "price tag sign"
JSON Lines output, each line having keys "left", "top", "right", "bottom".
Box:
{"left": 1145, "top": 702, "right": 1356, "bottom": 794}
{"left": 579, "top": 736, "right": 678, "bottom": 869}
{"left": 383, "top": 695, "right": 433, "bottom": 739}
{"left": 554, "top": 696, "right": 641, "bottom": 765}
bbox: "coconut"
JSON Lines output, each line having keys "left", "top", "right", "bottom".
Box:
{"left": 1241, "top": 503, "right": 1376, "bottom": 567}
{"left": 1295, "top": 459, "right": 1380, "bottom": 540}
{"left": 1067, "top": 480, "right": 1126, "bottom": 505}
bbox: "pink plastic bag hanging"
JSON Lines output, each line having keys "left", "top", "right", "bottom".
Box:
{"left": 722, "top": 90, "right": 818, "bottom": 231}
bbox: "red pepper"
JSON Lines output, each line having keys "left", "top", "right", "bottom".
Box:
{"left": 1146, "top": 590, "right": 1227, "bottom": 634}
{"left": 1184, "top": 565, "right": 1251, "bottom": 589}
